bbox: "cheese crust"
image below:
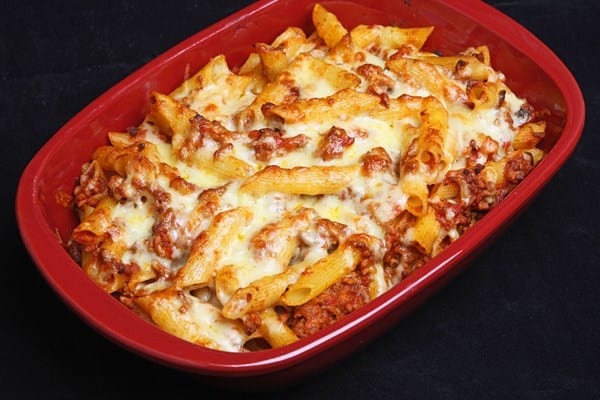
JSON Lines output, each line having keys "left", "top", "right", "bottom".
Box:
{"left": 69, "top": 3, "right": 547, "bottom": 352}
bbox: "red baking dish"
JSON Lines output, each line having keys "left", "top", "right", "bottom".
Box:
{"left": 16, "top": 0, "right": 584, "bottom": 389}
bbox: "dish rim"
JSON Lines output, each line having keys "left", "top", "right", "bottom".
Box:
{"left": 16, "top": 0, "right": 585, "bottom": 377}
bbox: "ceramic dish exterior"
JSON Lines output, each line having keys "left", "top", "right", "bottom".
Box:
{"left": 16, "top": 0, "right": 584, "bottom": 389}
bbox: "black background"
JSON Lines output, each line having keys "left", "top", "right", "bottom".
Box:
{"left": 2, "top": 0, "right": 599, "bottom": 398}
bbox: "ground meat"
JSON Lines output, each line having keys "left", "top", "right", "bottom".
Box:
{"left": 360, "top": 146, "right": 392, "bottom": 176}
{"left": 190, "top": 114, "right": 238, "bottom": 144}
{"left": 383, "top": 241, "right": 430, "bottom": 278}
{"left": 356, "top": 63, "right": 395, "bottom": 95}
{"left": 504, "top": 152, "right": 534, "bottom": 183}
{"left": 151, "top": 208, "right": 182, "bottom": 259}
{"left": 73, "top": 161, "right": 109, "bottom": 208}
{"left": 314, "top": 218, "right": 348, "bottom": 251}
{"left": 315, "top": 126, "right": 354, "bottom": 161}
{"left": 286, "top": 271, "right": 371, "bottom": 338}
{"left": 248, "top": 128, "right": 309, "bottom": 161}
{"left": 382, "top": 210, "right": 430, "bottom": 275}
{"left": 242, "top": 312, "right": 263, "bottom": 335}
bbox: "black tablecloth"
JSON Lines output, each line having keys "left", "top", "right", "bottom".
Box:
{"left": 3, "top": 1, "right": 598, "bottom": 398}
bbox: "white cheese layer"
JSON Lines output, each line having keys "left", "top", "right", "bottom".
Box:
{"left": 97, "top": 23, "right": 532, "bottom": 352}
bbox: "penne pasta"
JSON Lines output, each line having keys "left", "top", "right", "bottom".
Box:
{"left": 241, "top": 165, "right": 359, "bottom": 195}
{"left": 312, "top": 3, "right": 348, "bottom": 48}
{"left": 68, "top": 2, "right": 548, "bottom": 352}
{"left": 256, "top": 308, "right": 299, "bottom": 348}
{"left": 174, "top": 207, "right": 253, "bottom": 290}
{"left": 265, "top": 88, "right": 384, "bottom": 124}
{"left": 281, "top": 233, "right": 379, "bottom": 306}
{"left": 135, "top": 289, "right": 248, "bottom": 352}
{"left": 351, "top": 24, "right": 434, "bottom": 52}
{"left": 222, "top": 262, "right": 306, "bottom": 319}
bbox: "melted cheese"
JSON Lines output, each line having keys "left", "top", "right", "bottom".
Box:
{"left": 75, "top": 10, "right": 541, "bottom": 352}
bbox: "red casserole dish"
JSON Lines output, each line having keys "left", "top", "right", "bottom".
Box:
{"left": 16, "top": 0, "right": 584, "bottom": 389}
